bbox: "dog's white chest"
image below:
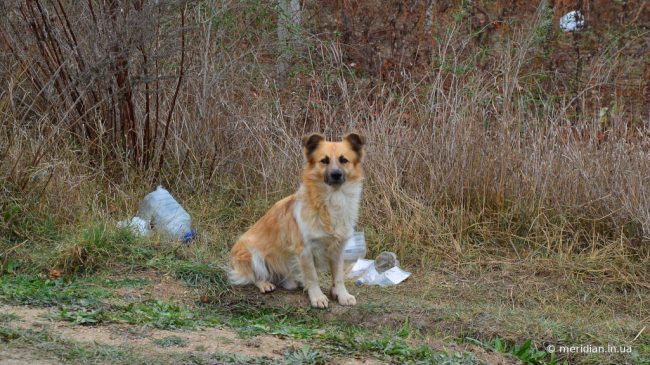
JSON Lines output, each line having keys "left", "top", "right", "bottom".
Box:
{"left": 294, "top": 183, "right": 362, "bottom": 243}
{"left": 326, "top": 184, "right": 361, "bottom": 238}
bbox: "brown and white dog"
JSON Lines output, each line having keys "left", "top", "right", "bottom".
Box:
{"left": 229, "top": 133, "right": 365, "bottom": 308}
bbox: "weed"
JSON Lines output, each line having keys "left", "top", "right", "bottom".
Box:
{"left": 98, "top": 277, "right": 150, "bottom": 288}
{"left": 104, "top": 300, "right": 197, "bottom": 329}
{"left": 207, "top": 352, "right": 275, "bottom": 365}
{"left": 0, "top": 274, "right": 205, "bottom": 329}
{"left": 54, "top": 224, "right": 151, "bottom": 274}
{"left": 283, "top": 345, "right": 328, "bottom": 365}
{"left": 0, "top": 325, "right": 22, "bottom": 341}
{"left": 167, "top": 259, "right": 230, "bottom": 298}
{"left": 58, "top": 304, "right": 104, "bottom": 325}
{"left": 153, "top": 335, "right": 189, "bottom": 348}
{"left": 0, "top": 325, "right": 151, "bottom": 364}
{"left": 224, "top": 304, "right": 320, "bottom": 339}
{"left": 466, "top": 337, "right": 563, "bottom": 365}
{"left": 0, "top": 313, "right": 20, "bottom": 323}
{"left": 320, "top": 327, "right": 482, "bottom": 364}
{"left": 194, "top": 344, "right": 207, "bottom": 352}
{"left": 0, "top": 274, "right": 110, "bottom": 307}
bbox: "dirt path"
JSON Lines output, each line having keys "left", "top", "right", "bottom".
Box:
{"left": 0, "top": 270, "right": 558, "bottom": 364}
{"left": 1, "top": 304, "right": 295, "bottom": 358}
{"left": 0, "top": 304, "right": 382, "bottom": 364}
{"left": 0, "top": 347, "right": 59, "bottom": 365}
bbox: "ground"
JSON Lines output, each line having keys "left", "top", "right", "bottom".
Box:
{"left": 1, "top": 256, "right": 647, "bottom": 364}
{"left": 0, "top": 207, "right": 647, "bottom": 365}
{"left": 0, "top": 269, "right": 515, "bottom": 365}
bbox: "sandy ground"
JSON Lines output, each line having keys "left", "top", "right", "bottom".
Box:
{"left": 0, "top": 304, "right": 385, "bottom": 364}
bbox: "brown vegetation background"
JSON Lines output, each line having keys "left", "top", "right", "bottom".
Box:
{"left": 1, "top": 0, "right": 649, "bottom": 285}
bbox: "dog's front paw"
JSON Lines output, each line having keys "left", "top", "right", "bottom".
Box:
{"left": 309, "top": 292, "right": 329, "bottom": 308}
{"left": 331, "top": 287, "right": 357, "bottom": 306}
{"left": 255, "top": 281, "right": 276, "bottom": 293}
{"left": 337, "top": 292, "right": 356, "bottom": 306}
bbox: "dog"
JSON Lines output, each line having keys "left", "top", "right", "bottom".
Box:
{"left": 229, "top": 133, "right": 365, "bottom": 308}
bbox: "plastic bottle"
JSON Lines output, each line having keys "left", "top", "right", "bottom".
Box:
{"left": 342, "top": 232, "right": 367, "bottom": 265}
{"left": 137, "top": 186, "right": 193, "bottom": 241}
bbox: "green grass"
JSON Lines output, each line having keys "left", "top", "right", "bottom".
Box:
{"left": 152, "top": 256, "right": 230, "bottom": 299}
{"left": 283, "top": 345, "right": 329, "bottom": 365}
{"left": 218, "top": 302, "right": 484, "bottom": 364}
{"left": 1, "top": 219, "right": 157, "bottom": 276}
{"left": 1, "top": 190, "right": 646, "bottom": 365}
{"left": 0, "top": 313, "right": 20, "bottom": 323}
{"left": 153, "top": 335, "right": 189, "bottom": 348}
{"left": 179, "top": 352, "right": 275, "bottom": 365}
{"left": 54, "top": 223, "right": 155, "bottom": 274}
{"left": 0, "top": 270, "right": 494, "bottom": 363}
{"left": 0, "top": 274, "right": 111, "bottom": 307}
{"left": 0, "top": 325, "right": 150, "bottom": 364}
{"left": 179, "top": 347, "right": 481, "bottom": 365}
{"left": 57, "top": 299, "right": 210, "bottom": 329}
{"left": 0, "top": 273, "right": 208, "bottom": 329}
{"left": 466, "top": 337, "right": 563, "bottom": 365}
{"left": 320, "top": 326, "right": 482, "bottom": 364}
{"left": 223, "top": 304, "right": 321, "bottom": 339}
{"left": 5, "top": 269, "right": 642, "bottom": 364}
{"left": 103, "top": 300, "right": 202, "bottom": 329}
{"left": 98, "top": 277, "right": 151, "bottom": 288}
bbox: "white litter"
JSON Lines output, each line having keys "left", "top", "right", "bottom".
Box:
{"left": 382, "top": 267, "right": 411, "bottom": 284}
{"left": 560, "top": 10, "right": 584, "bottom": 32}
{"left": 117, "top": 186, "right": 195, "bottom": 242}
{"left": 342, "top": 232, "right": 367, "bottom": 264}
{"left": 375, "top": 251, "right": 398, "bottom": 272}
{"left": 347, "top": 255, "right": 411, "bottom": 287}
{"left": 117, "top": 216, "right": 151, "bottom": 236}
{"left": 348, "top": 258, "right": 374, "bottom": 278}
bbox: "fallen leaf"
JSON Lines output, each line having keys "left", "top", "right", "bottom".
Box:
{"left": 48, "top": 269, "right": 63, "bottom": 280}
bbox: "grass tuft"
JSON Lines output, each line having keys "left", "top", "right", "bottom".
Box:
{"left": 152, "top": 335, "right": 189, "bottom": 348}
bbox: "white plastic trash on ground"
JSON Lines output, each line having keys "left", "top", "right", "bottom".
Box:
{"left": 342, "top": 233, "right": 411, "bottom": 286}
{"left": 560, "top": 10, "right": 584, "bottom": 32}
{"left": 116, "top": 216, "right": 151, "bottom": 236}
{"left": 117, "top": 186, "right": 196, "bottom": 243}
{"left": 347, "top": 257, "right": 411, "bottom": 286}
{"left": 342, "top": 232, "right": 367, "bottom": 264}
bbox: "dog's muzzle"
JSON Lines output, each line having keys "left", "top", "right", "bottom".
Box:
{"left": 325, "top": 169, "right": 345, "bottom": 186}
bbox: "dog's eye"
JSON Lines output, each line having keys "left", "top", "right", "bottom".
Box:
{"left": 320, "top": 157, "right": 330, "bottom": 165}
{"left": 339, "top": 156, "right": 349, "bottom": 164}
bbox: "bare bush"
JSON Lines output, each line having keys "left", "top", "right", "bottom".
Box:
{"left": 1, "top": 0, "right": 648, "bottom": 282}
{"left": 0, "top": 0, "right": 189, "bottom": 171}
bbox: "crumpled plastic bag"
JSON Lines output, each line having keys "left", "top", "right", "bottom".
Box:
{"left": 117, "top": 216, "right": 151, "bottom": 236}
{"left": 347, "top": 257, "right": 411, "bottom": 286}
{"left": 560, "top": 10, "right": 584, "bottom": 32}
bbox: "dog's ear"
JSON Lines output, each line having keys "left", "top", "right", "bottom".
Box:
{"left": 302, "top": 133, "right": 325, "bottom": 158}
{"left": 344, "top": 133, "right": 366, "bottom": 158}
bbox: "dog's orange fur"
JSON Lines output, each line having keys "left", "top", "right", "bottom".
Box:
{"left": 229, "top": 133, "right": 365, "bottom": 308}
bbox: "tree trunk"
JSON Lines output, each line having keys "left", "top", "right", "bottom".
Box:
{"left": 276, "top": 0, "right": 301, "bottom": 85}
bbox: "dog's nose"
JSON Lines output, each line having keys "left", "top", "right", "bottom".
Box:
{"left": 326, "top": 169, "right": 345, "bottom": 185}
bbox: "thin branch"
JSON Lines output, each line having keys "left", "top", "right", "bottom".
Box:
{"left": 155, "top": 5, "right": 186, "bottom": 182}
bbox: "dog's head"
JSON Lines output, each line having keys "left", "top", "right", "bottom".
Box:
{"left": 302, "top": 133, "right": 365, "bottom": 187}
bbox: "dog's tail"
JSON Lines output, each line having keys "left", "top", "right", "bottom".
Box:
{"left": 229, "top": 240, "right": 270, "bottom": 285}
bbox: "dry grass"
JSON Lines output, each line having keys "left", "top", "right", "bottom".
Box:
{"left": 1, "top": 7, "right": 649, "bottom": 362}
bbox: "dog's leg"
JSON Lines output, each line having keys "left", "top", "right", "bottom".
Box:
{"left": 254, "top": 281, "right": 276, "bottom": 293}
{"left": 299, "top": 248, "right": 328, "bottom": 308}
{"left": 329, "top": 246, "right": 356, "bottom": 306}
{"left": 280, "top": 278, "right": 300, "bottom": 290}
